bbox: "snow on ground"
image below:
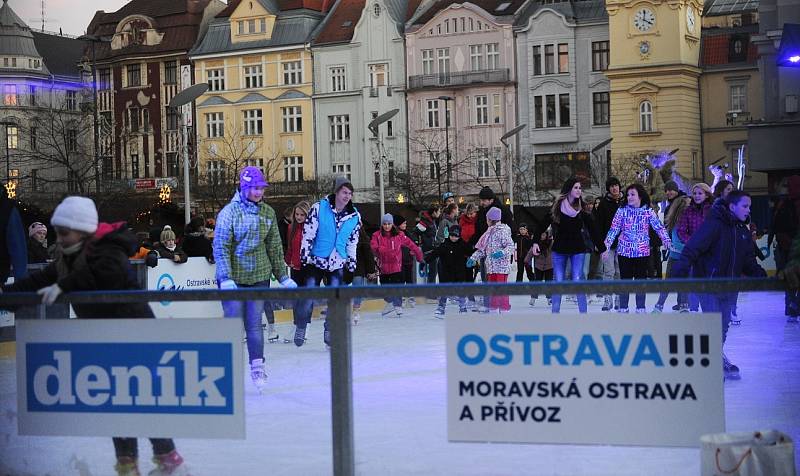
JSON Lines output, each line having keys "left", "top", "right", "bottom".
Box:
{"left": 1, "top": 291, "right": 799, "bottom": 475}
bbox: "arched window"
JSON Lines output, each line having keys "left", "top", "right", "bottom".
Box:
{"left": 374, "top": 3, "right": 381, "bottom": 16}
{"left": 639, "top": 100, "right": 653, "bottom": 132}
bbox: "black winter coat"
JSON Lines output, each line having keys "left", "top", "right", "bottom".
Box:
{"left": 27, "top": 238, "right": 50, "bottom": 264}
{"left": 182, "top": 232, "right": 214, "bottom": 261}
{"left": 152, "top": 243, "right": 188, "bottom": 263}
{"left": 535, "top": 209, "right": 606, "bottom": 255}
{"left": 427, "top": 238, "right": 472, "bottom": 282}
{"left": 4, "top": 223, "right": 155, "bottom": 319}
{"left": 594, "top": 193, "right": 625, "bottom": 246}
{"left": 673, "top": 201, "right": 766, "bottom": 280}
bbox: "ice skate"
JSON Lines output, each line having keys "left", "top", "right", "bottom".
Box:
{"left": 352, "top": 311, "right": 360, "bottom": 325}
{"left": 635, "top": 308, "right": 646, "bottom": 314}
{"left": 529, "top": 297, "right": 536, "bottom": 307}
{"left": 115, "top": 457, "right": 140, "bottom": 476}
{"left": 267, "top": 323, "right": 279, "bottom": 343}
{"left": 250, "top": 358, "right": 268, "bottom": 392}
{"left": 294, "top": 325, "right": 307, "bottom": 347}
{"left": 394, "top": 305, "right": 404, "bottom": 317}
{"left": 323, "top": 328, "right": 330, "bottom": 347}
{"left": 406, "top": 297, "right": 416, "bottom": 308}
{"left": 723, "top": 354, "right": 741, "bottom": 380}
{"left": 283, "top": 325, "right": 295, "bottom": 344}
{"left": 651, "top": 304, "right": 663, "bottom": 313}
{"left": 730, "top": 310, "right": 741, "bottom": 325}
{"left": 434, "top": 306, "right": 445, "bottom": 319}
{"left": 148, "top": 450, "right": 190, "bottom": 476}
{"left": 381, "top": 302, "right": 396, "bottom": 317}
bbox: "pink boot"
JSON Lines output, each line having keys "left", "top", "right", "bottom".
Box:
{"left": 148, "top": 450, "right": 189, "bottom": 476}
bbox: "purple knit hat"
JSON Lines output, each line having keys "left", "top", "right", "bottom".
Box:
{"left": 487, "top": 207, "right": 501, "bottom": 221}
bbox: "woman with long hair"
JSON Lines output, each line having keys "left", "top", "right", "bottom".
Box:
{"left": 530, "top": 177, "right": 605, "bottom": 314}
{"left": 676, "top": 183, "right": 714, "bottom": 312}
{"left": 652, "top": 194, "right": 691, "bottom": 313}
{"left": 282, "top": 200, "right": 311, "bottom": 343}
{"left": 603, "top": 183, "right": 671, "bottom": 313}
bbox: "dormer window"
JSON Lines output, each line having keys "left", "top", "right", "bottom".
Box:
{"left": 121, "top": 19, "right": 149, "bottom": 46}
{"left": 237, "top": 17, "right": 267, "bottom": 35}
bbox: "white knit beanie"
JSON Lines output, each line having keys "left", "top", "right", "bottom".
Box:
{"left": 51, "top": 196, "right": 98, "bottom": 234}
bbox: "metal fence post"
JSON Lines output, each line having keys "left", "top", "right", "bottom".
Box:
{"left": 328, "top": 292, "right": 354, "bottom": 476}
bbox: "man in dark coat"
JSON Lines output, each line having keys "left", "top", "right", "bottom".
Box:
{"left": 593, "top": 176, "right": 625, "bottom": 311}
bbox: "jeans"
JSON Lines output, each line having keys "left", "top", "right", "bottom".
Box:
{"left": 655, "top": 258, "right": 688, "bottom": 308}
{"left": 699, "top": 293, "right": 735, "bottom": 344}
{"left": 351, "top": 275, "right": 366, "bottom": 309}
{"left": 222, "top": 280, "right": 269, "bottom": 364}
{"left": 294, "top": 266, "right": 343, "bottom": 341}
{"left": 113, "top": 437, "right": 175, "bottom": 459}
{"left": 618, "top": 255, "right": 649, "bottom": 310}
{"left": 601, "top": 248, "right": 620, "bottom": 308}
{"left": 380, "top": 272, "right": 403, "bottom": 307}
{"left": 551, "top": 252, "right": 587, "bottom": 313}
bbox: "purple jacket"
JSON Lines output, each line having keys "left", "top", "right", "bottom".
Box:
{"left": 604, "top": 205, "right": 671, "bottom": 258}
{"left": 677, "top": 201, "right": 711, "bottom": 244}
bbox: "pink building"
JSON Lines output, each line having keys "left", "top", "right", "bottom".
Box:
{"left": 405, "top": 0, "right": 525, "bottom": 200}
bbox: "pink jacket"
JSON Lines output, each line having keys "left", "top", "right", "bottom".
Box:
{"left": 371, "top": 229, "right": 423, "bottom": 275}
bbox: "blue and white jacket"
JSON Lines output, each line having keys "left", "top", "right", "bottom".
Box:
{"left": 300, "top": 195, "right": 361, "bottom": 272}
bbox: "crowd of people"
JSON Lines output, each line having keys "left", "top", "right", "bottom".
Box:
{"left": 1, "top": 166, "right": 800, "bottom": 476}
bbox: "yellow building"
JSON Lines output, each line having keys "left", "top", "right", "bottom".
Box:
{"left": 605, "top": 0, "right": 704, "bottom": 179}
{"left": 189, "top": 0, "right": 326, "bottom": 203}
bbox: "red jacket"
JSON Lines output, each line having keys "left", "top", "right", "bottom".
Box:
{"left": 370, "top": 229, "right": 423, "bottom": 275}
{"left": 285, "top": 223, "right": 303, "bottom": 270}
{"left": 459, "top": 214, "right": 477, "bottom": 245}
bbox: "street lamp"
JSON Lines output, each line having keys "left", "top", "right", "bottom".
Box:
{"left": 169, "top": 83, "right": 209, "bottom": 225}
{"left": 368, "top": 108, "right": 399, "bottom": 218}
{"left": 77, "top": 34, "right": 110, "bottom": 195}
{"left": 500, "top": 124, "right": 525, "bottom": 214}
{"left": 438, "top": 95, "right": 453, "bottom": 192}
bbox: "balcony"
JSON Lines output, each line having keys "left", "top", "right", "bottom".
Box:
{"left": 408, "top": 69, "right": 510, "bottom": 90}
{"left": 726, "top": 111, "right": 752, "bottom": 126}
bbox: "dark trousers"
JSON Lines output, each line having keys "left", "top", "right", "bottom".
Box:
{"left": 380, "top": 272, "right": 403, "bottom": 307}
{"left": 618, "top": 255, "right": 649, "bottom": 310}
{"left": 516, "top": 262, "right": 535, "bottom": 298}
{"left": 295, "top": 266, "right": 343, "bottom": 336}
{"left": 532, "top": 268, "right": 554, "bottom": 299}
{"left": 113, "top": 437, "right": 175, "bottom": 459}
{"left": 288, "top": 267, "right": 306, "bottom": 325}
{"left": 656, "top": 258, "right": 688, "bottom": 308}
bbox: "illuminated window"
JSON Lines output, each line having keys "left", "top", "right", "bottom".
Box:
{"left": 3, "top": 85, "right": 17, "bottom": 105}
{"left": 6, "top": 125, "right": 18, "bottom": 149}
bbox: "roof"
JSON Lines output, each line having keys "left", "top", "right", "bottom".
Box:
{"left": 312, "top": 0, "right": 364, "bottom": 45}
{"left": 515, "top": 0, "right": 607, "bottom": 27}
{"left": 279, "top": 0, "right": 326, "bottom": 10}
{"left": 217, "top": 0, "right": 280, "bottom": 17}
{"left": 700, "top": 25, "right": 759, "bottom": 67}
{"left": 191, "top": 10, "right": 324, "bottom": 56}
{"left": 410, "top": 0, "right": 528, "bottom": 26}
{"left": 0, "top": 0, "right": 39, "bottom": 57}
{"left": 703, "top": 0, "right": 758, "bottom": 17}
{"left": 32, "top": 32, "right": 84, "bottom": 80}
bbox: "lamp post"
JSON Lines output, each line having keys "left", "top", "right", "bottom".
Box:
{"left": 368, "top": 108, "right": 400, "bottom": 218}
{"left": 77, "top": 34, "right": 110, "bottom": 195}
{"left": 500, "top": 124, "right": 525, "bottom": 215}
{"left": 169, "top": 83, "right": 209, "bottom": 225}
{"left": 438, "top": 95, "right": 453, "bottom": 193}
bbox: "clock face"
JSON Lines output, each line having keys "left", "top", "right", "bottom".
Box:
{"left": 640, "top": 41, "right": 650, "bottom": 55}
{"left": 686, "top": 7, "right": 696, "bottom": 32}
{"left": 633, "top": 8, "right": 656, "bottom": 32}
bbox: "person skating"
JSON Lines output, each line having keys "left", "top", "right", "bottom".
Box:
{"left": 473, "top": 187, "right": 513, "bottom": 310}
{"left": 514, "top": 223, "right": 536, "bottom": 305}
{"left": 525, "top": 227, "right": 554, "bottom": 307}
{"left": 603, "top": 183, "right": 671, "bottom": 313}
{"left": 371, "top": 213, "right": 424, "bottom": 317}
{"left": 595, "top": 177, "right": 625, "bottom": 311}
{"left": 427, "top": 224, "right": 472, "bottom": 317}
{"left": 348, "top": 227, "right": 378, "bottom": 325}
{"left": 282, "top": 201, "right": 310, "bottom": 342}
{"left": 414, "top": 203, "right": 441, "bottom": 291}
{"left": 652, "top": 194, "right": 691, "bottom": 313}
{"left": 672, "top": 190, "right": 766, "bottom": 380}
{"left": 212, "top": 166, "right": 296, "bottom": 391}
{"left": 2, "top": 196, "right": 190, "bottom": 476}
{"left": 396, "top": 215, "right": 417, "bottom": 308}
{"left": 468, "top": 207, "right": 514, "bottom": 313}
{"left": 676, "top": 183, "right": 714, "bottom": 312}
{"left": 296, "top": 176, "right": 361, "bottom": 347}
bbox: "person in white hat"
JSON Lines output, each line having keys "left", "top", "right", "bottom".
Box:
{"left": 1, "top": 195, "right": 190, "bottom": 476}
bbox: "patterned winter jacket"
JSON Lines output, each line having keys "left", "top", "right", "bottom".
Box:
{"left": 470, "top": 223, "right": 514, "bottom": 274}
{"left": 676, "top": 201, "right": 711, "bottom": 244}
{"left": 213, "top": 192, "right": 287, "bottom": 285}
{"left": 604, "top": 205, "right": 671, "bottom": 258}
{"left": 300, "top": 195, "right": 361, "bottom": 272}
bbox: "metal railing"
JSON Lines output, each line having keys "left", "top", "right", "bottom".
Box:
{"left": 408, "top": 68, "right": 510, "bottom": 90}
{"left": 1, "top": 278, "right": 789, "bottom": 475}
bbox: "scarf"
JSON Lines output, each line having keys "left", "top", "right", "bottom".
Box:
{"left": 475, "top": 224, "right": 496, "bottom": 253}
{"left": 166, "top": 244, "right": 176, "bottom": 252}
{"left": 61, "top": 241, "right": 84, "bottom": 256}
{"left": 560, "top": 198, "right": 580, "bottom": 218}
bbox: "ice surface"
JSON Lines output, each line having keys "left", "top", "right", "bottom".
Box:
{"left": 1, "top": 291, "right": 798, "bottom": 475}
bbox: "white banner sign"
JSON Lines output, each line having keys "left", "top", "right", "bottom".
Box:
{"left": 447, "top": 313, "right": 724, "bottom": 447}
{"left": 16, "top": 318, "right": 244, "bottom": 439}
{"left": 180, "top": 64, "right": 192, "bottom": 126}
{"left": 147, "top": 257, "right": 223, "bottom": 318}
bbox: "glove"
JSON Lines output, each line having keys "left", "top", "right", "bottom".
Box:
{"left": 220, "top": 279, "right": 237, "bottom": 290}
{"left": 466, "top": 258, "right": 476, "bottom": 268}
{"left": 279, "top": 276, "right": 297, "bottom": 288}
{"left": 490, "top": 251, "right": 504, "bottom": 259}
{"left": 37, "top": 283, "right": 62, "bottom": 305}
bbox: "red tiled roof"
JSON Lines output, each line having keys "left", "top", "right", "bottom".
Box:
{"left": 412, "top": 0, "right": 527, "bottom": 25}
{"left": 701, "top": 32, "right": 758, "bottom": 66}
{"left": 279, "top": 0, "right": 325, "bottom": 11}
{"left": 406, "top": 0, "right": 424, "bottom": 21}
{"left": 313, "top": 0, "right": 364, "bottom": 45}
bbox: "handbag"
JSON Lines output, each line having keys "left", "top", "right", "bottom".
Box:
{"left": 700, "top": 430, "right": 796, "bottom": 476}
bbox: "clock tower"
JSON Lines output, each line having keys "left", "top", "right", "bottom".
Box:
{"left": 605, "top": 0, "right": 704, "bottom": 179}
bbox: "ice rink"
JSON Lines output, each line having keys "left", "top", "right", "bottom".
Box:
{"left": 1, "top": 290, "right": 799, "bottom": 475}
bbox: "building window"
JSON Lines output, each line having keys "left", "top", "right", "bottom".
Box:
{"left": 166, "top": 152, "right": 178, "bottom": 177}
{"left": 329, "top": 115, "right": 350, "bottom": 142}
{"left": 558, "top": 43, "right": 569, "bottom": 73}
{"left": 492, "top": 94, "right": 502, "bottom": 124}
{"left": 128, "top": 107, "right": 140, "bottom": 132}
{"left": 532, "top": 46, "right": 542, "bottom": 76}
{"left": 205, "top": 112, "right": 224, "bottom": 138}
{"left": 207, "top": 68, "right": 225, "bottom": 91}
{"left": 31, "top": 169, "right": 39, "bottom": 191}
{"left": 422, "top": 49, "right": 434, "bottom": 75}
{"left": 6, "top": 125, "right": 18, "bottom": 149}
{"left": 333, "top": 163, "right": 352, "bottom": 180}
{"left": 281, "top": 106, "right": 302, "bottom": 132}
{"left": 3, "top": 85, "right": 17, "bottom": 105}
{"left": 283, "top": 60, "right": 302, "bottom": 85}
{"left": 535, "top": 152, "right": 591, "bottom": 190}
{"left": 426, "top": 99, "right": 440, "bottom": 128}
{"left": 545, "top": 95, "right": 556, "bottom": 127}
{"left": 207, "top": 160, "right": 224, "bottom": 184}
{"left": 127, "top": 63, "right": 141, "bottom": 87}
{"left": 487, "top": 43, "right": 499, "bottom": 69}
{"left": 437, "top": 48, "right": 450, "bottom": 77}
{"left": 164, "top": 61, "right": 177, "bottom": 84}
{"left": 559, "top": 93, "right": 570, "bottom": 127}
{"left": 534, "top": 96, "right": 543, "bottom": 128}
{"left": 639, "top": 100, "right": 653, "bottom": 132}
{"left": 544, "top": 45, "right": 555, "bottom": 74}
{"left": 166, "top": 107, "right": 178, "bottom": 131}
{"left": 592, "top": 41, "right": 609, "bottom": 71}
{"left": 476, "top": 149, "right": 501, "bottom": 178}
{"left": 66, "top": 90, "right": 77, "bottom": 111}
{"left": 243, "top": 109, "right": 263, "bottom": 135}
{"left": 238, "top": 21, "right": 244, "bottom": 35}
{"left": 730, "top": 85, "right": 746, "bottom": 111}
{"left": 30, "top": 126, "right": 37, "bottom": 150}
{"left": 369, "top": 63, "right": 387, "bottom": 87}
{"left": 470, "top": 45, "right": 484, "bottom": 71}
{"left": 477, "top": 150, "right": 490, "bottom": 178}
{"left": 284, "top": 156, "right": 303, "bottom": 181}
{"left": 66, "top": 129, "right": 77, "bottom": 152}
{"left": 99, "top": 68, "right": 112, "bottom": 90}
{"left": 428, "top": 151, "right": 440, "bottom": 180}
{"left": 29, "top": 86, "right": 36, "bottom": 106}
{"left": 475, "top": 95, "right": 489, "bottom": 125}
{"left": 330, "top": 66, "right": 346, "bottom": 92}
{"left": 244, "top": 65, "right": 263, "bottom": 89}
{"left": 592, "top": 92, "right": 610, "bottom": 125}
{"left": 374, "top": 3, "right": 381, "bottom": 16}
